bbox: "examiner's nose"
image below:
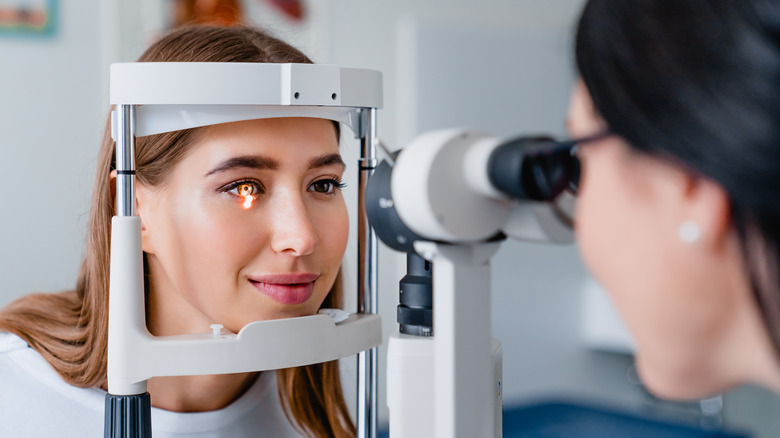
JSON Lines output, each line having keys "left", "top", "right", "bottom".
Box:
{"left": 269, "top": 196, "right": 317, "bottom": 256}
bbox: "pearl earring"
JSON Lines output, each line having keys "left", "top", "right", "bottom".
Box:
{"left": 678, "top": 221, "right": 701, "bottom": 244}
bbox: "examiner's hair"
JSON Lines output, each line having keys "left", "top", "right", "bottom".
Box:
{"left": 0, "top": 25, "right": 353, "bottom": 438}
{"left": 576, "top": 0, "right": 780, "bottom": 352}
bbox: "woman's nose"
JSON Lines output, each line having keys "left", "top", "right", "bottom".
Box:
{"left": 269, "top": 195, "right": 317, "bottom": 256}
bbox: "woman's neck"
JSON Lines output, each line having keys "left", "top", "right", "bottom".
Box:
{"left": 146, "top": 372, "right": 260, "bottom": 412}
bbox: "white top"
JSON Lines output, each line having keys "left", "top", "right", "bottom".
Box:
{"left": 0, "top": 332, "right": 303, "bottom": 437}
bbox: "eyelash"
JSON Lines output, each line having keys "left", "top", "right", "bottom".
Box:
{"left": 309, "top": 178, "right": 346, "bottom": 195}
{"left": 219, "top": 178, "right": 346, "bottom": 198}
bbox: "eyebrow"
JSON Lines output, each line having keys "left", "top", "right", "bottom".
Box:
{"left": 309, "top": 153, "right": 345, "bottom": 171}
{"left": 206, "top": 155, "right": 279, "bottom": 176}
{"left": 205, "top": 153, "right": 345, "bottom": 177}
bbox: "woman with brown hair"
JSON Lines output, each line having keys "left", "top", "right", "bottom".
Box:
{"left": 0, "top": 25, "right": 355, "bottom": 437}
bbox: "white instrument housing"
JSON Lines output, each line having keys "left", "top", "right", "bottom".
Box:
{"left": 391, "top": 129, "right": 574, "bottom": 244}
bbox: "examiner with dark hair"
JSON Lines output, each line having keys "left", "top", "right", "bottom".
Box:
{"left": 569, "top": 0, "right": 780, "bottom": 399}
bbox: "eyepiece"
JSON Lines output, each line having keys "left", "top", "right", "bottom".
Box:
{"left": 487, "top": 136, "right": 579, "bottom": 201}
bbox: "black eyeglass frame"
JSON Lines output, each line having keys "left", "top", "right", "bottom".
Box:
{"left": 545, "top": 130, "right": 612, "bottom": 196}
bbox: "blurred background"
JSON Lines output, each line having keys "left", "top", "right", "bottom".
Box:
{"left": 2, "top": 0, "right": 780, "bottom": 436}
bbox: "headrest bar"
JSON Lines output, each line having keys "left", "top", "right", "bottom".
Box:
{"left": 110, "top": 63, "right": 383, "bottom": 109}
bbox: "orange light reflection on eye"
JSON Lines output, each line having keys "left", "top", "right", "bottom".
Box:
{"left": 242, "top": 195, "right": 254, "bottom": 209}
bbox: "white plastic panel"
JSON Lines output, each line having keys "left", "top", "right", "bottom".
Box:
{"left": 110, "top": 62, "right": 382, "bottom": 108}
{"left": 127, "top": 104, "right": 359, "bottom": 138}
{"left": 281, "top": 63, "right": 341, "bottom": 106}
{"left": 341, "top": 67, "right": 383, "bottom": 109}
{"left": 139, "top": 313, "right": 381, "bottom": 381}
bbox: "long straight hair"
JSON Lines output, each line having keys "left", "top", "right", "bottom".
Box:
{"left": 0, "top": 25, "right": 354, "bottom": 438}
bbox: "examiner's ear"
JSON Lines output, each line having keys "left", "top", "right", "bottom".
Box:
{"left": 109, "top": 170, "right": 155, "bottom": 254}
{"left": 678, "top": 173, "right": 732, "bottom": 249}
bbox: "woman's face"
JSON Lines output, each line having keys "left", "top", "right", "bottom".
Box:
{"left": 137, "top": 118, "right": 348, "bottom": 336}
{"left": 567, "top": 81, "right": 743, "bottom": 398}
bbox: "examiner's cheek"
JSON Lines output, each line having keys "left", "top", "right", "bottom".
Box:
{"left": 571, "top": 192, "right": 605, "bottom": 281}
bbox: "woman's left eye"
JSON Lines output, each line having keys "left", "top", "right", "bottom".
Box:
{"left": 309, "top": 178, "right": 346, "bottom": 194}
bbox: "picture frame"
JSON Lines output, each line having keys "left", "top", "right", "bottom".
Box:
{"left": 0, "top": 0, "right": 57, "bottom": 37}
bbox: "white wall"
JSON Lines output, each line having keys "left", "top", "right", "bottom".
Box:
{"left": 0, "top": 1, "right": 104, "bottom": 306}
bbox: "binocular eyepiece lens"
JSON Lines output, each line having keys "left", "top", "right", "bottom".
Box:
{"left": 488, "top": 136, "right": 580, "bottom": 201}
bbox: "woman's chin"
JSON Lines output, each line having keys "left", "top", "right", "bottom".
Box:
{"left": 235, "top": 307, "right": 316, "bottom": 328}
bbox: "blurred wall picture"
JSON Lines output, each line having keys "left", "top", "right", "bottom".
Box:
{"left": 0, "top": 0, "right": 56, "bottom": 36}
{"left": 263, "top": 0, "right": 304, "bottom": 21}
{"left": 172, "top": 0, "right": 304, "bottom": 28}
{"left": 173, "top": 0, "right": 245, "bottom": 27}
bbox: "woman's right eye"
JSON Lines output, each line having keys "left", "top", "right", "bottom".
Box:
{"left": 223, "top": 180, "right": 264, "bottom": 197}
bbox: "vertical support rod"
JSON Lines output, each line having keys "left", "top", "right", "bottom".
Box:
{"left": 115, "top": 105, "right": 135, "bottom": 217}
{"left": 357, "top": 108, "right": 379, "bottom": 438}
{"left": 106, "top": 104, "right": 151, "bottom": 438}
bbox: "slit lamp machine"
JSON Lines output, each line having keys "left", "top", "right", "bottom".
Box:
{"left": 106, "top": 62, "right": 576, "bottom": 438}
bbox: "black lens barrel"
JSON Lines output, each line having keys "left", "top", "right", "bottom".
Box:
{"left": 487, "top": 136, "right": 577, "bottom": 201}
{"left": 398, "top": 253, "right": 433, "bottom": 336}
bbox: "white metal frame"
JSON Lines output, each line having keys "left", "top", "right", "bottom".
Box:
{"left": 108, "top": 62, "right": 382, "bottom": 437}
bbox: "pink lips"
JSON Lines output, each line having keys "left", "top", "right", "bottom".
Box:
{"left": 248, "top": 273, "right": 318, "bottom": 305}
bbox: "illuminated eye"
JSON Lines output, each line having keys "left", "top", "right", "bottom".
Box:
{"left": 237, "top": 183, "right": 256, "bottom": 197}
{"left": 222, "top": 181, "right": 262, "bottom": 209}
{"left": 236, "top": 184, "right": 258, "bottom": 209}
